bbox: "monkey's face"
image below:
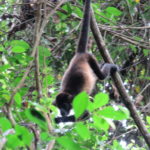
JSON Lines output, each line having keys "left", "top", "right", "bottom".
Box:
{"left": 53, "top": 93, "right": 73, "bottom": 116}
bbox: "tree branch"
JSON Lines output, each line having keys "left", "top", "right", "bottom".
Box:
{"left": 90, "top": 8, "right": 150, "bottom": 148}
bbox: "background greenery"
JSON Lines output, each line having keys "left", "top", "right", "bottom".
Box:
{"left": 0, "top": 0, "right": 150, "bottom": 149}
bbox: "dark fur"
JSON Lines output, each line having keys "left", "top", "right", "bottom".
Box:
{"left": 53, "top": 0, "right": 118, "bottom": 123}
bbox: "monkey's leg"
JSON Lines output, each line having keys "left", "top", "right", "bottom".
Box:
{"left": 89, "top": 56, "right": 118, "bottom": 80}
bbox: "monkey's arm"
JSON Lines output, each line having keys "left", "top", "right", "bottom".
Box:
{"left": 89, "top": 56, "right": 118, "bottom": 80}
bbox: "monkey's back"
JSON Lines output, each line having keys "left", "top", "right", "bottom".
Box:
{"left": 60, "top": 53, "right": 97, "bottom": 95}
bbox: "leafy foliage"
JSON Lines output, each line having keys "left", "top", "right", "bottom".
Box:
{"left": 0, "top": 0, "right": 150, "bottom": 149}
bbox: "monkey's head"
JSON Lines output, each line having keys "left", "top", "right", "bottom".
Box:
{"left": 53, "top": 92, "right": 73, "bottom": 116}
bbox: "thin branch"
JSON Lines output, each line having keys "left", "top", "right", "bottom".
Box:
{"left": 137, "top": 83, "right": 150, "bottom": 97}
{"left": 105, "top": 128, "right": 137, "bottom": 146}
{"left": 99, "top": 24, "right": 150, "bottom": 30}
{"left": 46, "top": 140, "right": 55, "bottom": 150}
{"left": 43, "top": 112, "right": 53, "bottom": 133}
{"left": 99, "top": 27, "right": 150, "bottom": 49}
{"left": 90, "top": 7, "right": 150, "bottom": 148}
{"left": 34, "top": 3, "right": 43, "bottom": 102}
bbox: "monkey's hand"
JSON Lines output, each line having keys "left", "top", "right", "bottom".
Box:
{"left": 110, "top": 64, "right": 119, "bottom": 75}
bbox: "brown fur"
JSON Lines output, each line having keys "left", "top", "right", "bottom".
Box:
{"left": 61, "top": 53, "right": 97, "bottom": 95}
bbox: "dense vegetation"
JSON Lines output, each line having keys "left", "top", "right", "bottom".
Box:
{"left": 0, "top": 0, "right": 150, "bottom": 149}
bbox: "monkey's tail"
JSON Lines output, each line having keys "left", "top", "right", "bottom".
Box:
{"left": 76, "top": 0, "right": 91, "bottom": 53}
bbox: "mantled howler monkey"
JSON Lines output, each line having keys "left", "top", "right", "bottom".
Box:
{"left": 53, "top": 0, "right": 118, "bottom": 123}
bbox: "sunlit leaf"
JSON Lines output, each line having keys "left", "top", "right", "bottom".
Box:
{"left": 43, "top": 75, "right": 54, "bottom": 88}
{"left": 11, "top": 40, "right": 30, "bottom": 49}
{"left": 135, "top": 0, "right": 140, "bottom": 3}
{"left": 6, "top": 134, "right": 22, "bottom": 149}
{"left": 93, "top": 93, "right": 109, "bottom": 109}
{"left": 12, "top": 46, "right": 26, "bottom": 53}
{"left": 0, "top": 46, "right": 4, "bottom": 51}
{"left": 0, "top": 64, "right": 11, "bottom": 72}
{"left": 15, "top": 125, "right": 33, "bottom": 146}
{"left": 146, "top": 116, "right": 150, "bottom": 125}
{"left": 105, "top": 7, "right": 122, "bottom": 16}
{"left": 73, "top": 91, "right": 89, "bottom": 119}
{"left": 57, "top": 136, "right": 84, "bottom": 150}
{"left": 98, "top": 106, "right": 129, "bottom": 120}
{"left": 75, "top": 122, "right": 91, "bottom": 140}
{"left": 0, "top": 118, "right": 12, "bottom": 132}
{"left": 93, "top": 115, "right": 109, "bottom": 131}
{"left": 25, "top": 109, "right": 47, "bottom": 130}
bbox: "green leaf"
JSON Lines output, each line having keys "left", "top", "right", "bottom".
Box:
{"left": 14, "top": 92, "right": 22, "bottom": 107}
{"left": 57, "top": 136, "right": 84, "bottom": 150}
{"left": 0, "top": 64, "right": 11, "bottom": 72}
{"left": 146, "top": 116, "right": 150, "bottom": 125}
{"left": 73, "top": 91, "right": 89, "bottom": 119}
{"left": 105, "top": 7, "right": 122, "bottom": 16}
{"left": 143, "top": 49, "right": 149, "bottom": 56}
{"left": 61, "top": 3, "right": 72, "bottom": 14}
{"left": 43, "top": 75, "right": 54, "bottom": 87}
{"left": 6, "top": 134, "right": 22, "bottom": 149}
{"left": 25, "top": 109, "right": 47, "bottom": 130}
{"left": 11, "top": 40, "right": 30, "bottom": 49}
{"left": 129, "top": 45, "right": 137, "bottom": 53}
{"left": 0, "top": 117, "right": 12, "bottom": 132}
{"left": 112, "top": 140, "right": 124, "bottom": 150}
{"left": 75, "top": 122, "right": 90, "bottom": 140}
{"left": 11, "top": 40, "right": 30, "bottom": 53}
{"left": 72, "top": 6, "right": 83, "bottom": 18}
{"left": 98, "top": 106, "right": 129, "bottom": 120}
{"left": 15, "top": 125, "right": 33, "bottom": 146}
{"left": 118, "top": 105, "right": 130, "bottom": 119}
{"left": 93, "top": 115, "right": 109, "bottom": 131}
{"left": 0, "top": 46, "right": 4, "bottom": 51}
{"left": 87, "top": 101, "right": 95, "bottom": 112}
{"left": 40, "top": 132, "right": 51, "bottom": 141}
{"left": 93, "top": 93, "right": 109, "bottom": 109}
{"left": 12, "top": 46, "right": 26, "bottom": 53}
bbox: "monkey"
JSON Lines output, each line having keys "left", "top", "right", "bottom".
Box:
{"left": 53, "top": 0, "right": 118, "bottom": 123}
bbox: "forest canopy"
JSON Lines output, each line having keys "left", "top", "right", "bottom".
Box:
{"left": 0, "top": 0, "right": 150, "bottom": 149}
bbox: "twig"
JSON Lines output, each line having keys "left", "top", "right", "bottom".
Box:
{"left": 99, "top": 24, "right": 150, "bottom": 30}
{"left": 46, "top": 140, "right": 55, "bottom": 150}
{"left": 137, "top": 83, "right": 150, "bottom": 97}
{"left": 99, "top": 27, "right": 150, "bottom": 49}
{"left": 105, "top": 128, "right": 137, "bottom": 146}
{"left": 125, "top": 0, "right": 133, "bottom": 23}
{"left": 34, "top": 3, "right": 43, "bottom": 101}
{"left": 90, "top": 7, "right": 150, "bottom": 148}
{"left": 43, "top": 112, "right": 53, "bottom": 133}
